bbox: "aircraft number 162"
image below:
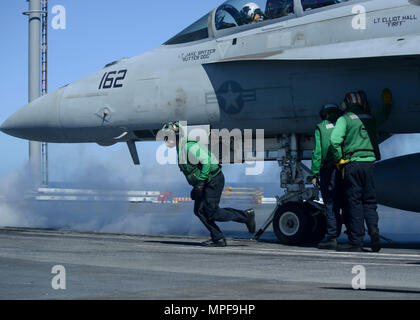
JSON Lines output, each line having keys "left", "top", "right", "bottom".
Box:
{"left": 99, "top": 70, "right": 128, "bottom": 90}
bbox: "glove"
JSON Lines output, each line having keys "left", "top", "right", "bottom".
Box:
{"left": 382, "top": 88, "right": 393, "bottom": 105}
{"left": 336, "top": 159, "right": 350, "bottom": 171}
{"left": 192, "top": 181, "right": 206, "bottom": 200}
{"left": 307, "top": 176, "right": 318, "bottom": 187}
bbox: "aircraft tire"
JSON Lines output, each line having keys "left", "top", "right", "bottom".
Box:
{"left": 273, "top": 202, "right": 312, "bottom": 245}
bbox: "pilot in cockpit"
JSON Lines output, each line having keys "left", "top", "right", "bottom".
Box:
{"left": 265, "top": 0, "right": 294, "bottom": 19}
{"left": 241, "top": 2, "right": 265, "bottom": 24}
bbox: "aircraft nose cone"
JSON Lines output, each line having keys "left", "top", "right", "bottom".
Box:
{"left": 1, "top": 105, "right": 39, "bottom": 139}
{"left": 1, "top": 89, "right": 64, "bottom": 142}
{"left": 1, "top": 111, "right": 25, "bottom": 137}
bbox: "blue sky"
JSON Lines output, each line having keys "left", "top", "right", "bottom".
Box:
{"left": 1, "top": 0, "right": 420, "bottom": 188}
{"left": 0, "top": 0, "right": 229, "bottom": 184}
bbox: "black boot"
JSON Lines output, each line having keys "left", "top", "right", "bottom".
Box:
{"left": 318, "top": 238, "right": 338, "bottom": 250}
{"left": 370, "top": 229, "right": 382, "bottom": 253}
{"left": 201, "top": 238, "right": 227, "bottom": 247}
{"left": 244, "top": 209, "right": 256, "bottom": 234}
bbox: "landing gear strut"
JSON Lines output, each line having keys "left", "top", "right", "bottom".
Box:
{"left": 253, "top": 134, "right": 327, "bottom": 245}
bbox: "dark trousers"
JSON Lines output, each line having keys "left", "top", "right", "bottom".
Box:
{"left": 320, "top": 167, "right": 344, "bottom": 239}
{"left": 343, "top": 162, "right": 379, "bottom": 247}
{"left": 193, "top": 172, "right": 248, "bottom": 241}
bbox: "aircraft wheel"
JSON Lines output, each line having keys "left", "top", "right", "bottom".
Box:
{"left": 273, "top": 202, "right": 312, "bottom": 245}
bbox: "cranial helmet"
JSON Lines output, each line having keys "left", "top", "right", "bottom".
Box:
{"left": 162, "top": 121, "right": 180, "bottom": 148}
{"left": 357, "top": 90, "right": 371, "bottom": 112}
{"left": 162, "top": 121, "right": 180, "bottom": 134}
{"left": 320, "top": 104, "right": 342, "bottom": 120}
{"left": 343, "top": 92, "right": 364, "bottom": 110}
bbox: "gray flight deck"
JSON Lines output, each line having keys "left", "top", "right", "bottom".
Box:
{"left": 0, "top": 227, "right": 420, "bottom": 300}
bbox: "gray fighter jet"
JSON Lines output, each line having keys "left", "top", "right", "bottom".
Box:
{"left": 2, "top": 0, "right": 420, "bottom": 244}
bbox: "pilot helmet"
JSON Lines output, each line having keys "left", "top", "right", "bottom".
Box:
{"left": 265, "top": 0, "right": 291, "bottom": 19}
{"left": 241, "top": 2, "right": 263, "bottom": 21}
{"left": 265, "top": 0, "right": 281, "bottom": 18}
{"left": 320, "top": 104, "right": 342, "bottom": 121}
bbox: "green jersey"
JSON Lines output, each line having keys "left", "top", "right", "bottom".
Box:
{"left": 311, "top": 119, "right": 337, "bottom": 177}
{"left": 331, "top": 107, "right": 380, "bottom": 163}
{"left": 331, "top": 101, "right": 392, "bottom": 164}
{"left": 177, "top": 140, "right": 222, "bottom": 186}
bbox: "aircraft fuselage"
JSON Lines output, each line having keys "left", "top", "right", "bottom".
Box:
{"left": 2, "top": 0, "right": 420, "bottom": 146}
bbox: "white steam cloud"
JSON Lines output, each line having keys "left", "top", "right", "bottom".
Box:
{"left": 0, "top": 143, "right": 197, "bottom": 235}
{"left": 0, "top": 134, "right": 419, "bottom": 239}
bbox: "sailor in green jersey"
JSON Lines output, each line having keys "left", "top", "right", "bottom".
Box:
{"left": 331, "top": 90, "right": 393, "bottom": 252}
{"left": 162, "top": 122, "right": 256, "bottom": 247}
{"left": 310, "top": 104, "right": 345, "bottom": 250}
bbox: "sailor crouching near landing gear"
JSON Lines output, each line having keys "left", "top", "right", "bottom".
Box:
{"left": 161, "top": 121, "right": 256, "bottom": 247}
{"left": 309, "top": 104, "right": 346, "bottom": 251}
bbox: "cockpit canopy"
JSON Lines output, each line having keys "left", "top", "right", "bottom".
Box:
{"left": 164, "top": 0, "right": 350, "bottom": 45}
{"left": 165, "top": 12, "right": 211, "bottom": 45}
{"left": 215, "top": 0, "right": 294, "bottom": 30}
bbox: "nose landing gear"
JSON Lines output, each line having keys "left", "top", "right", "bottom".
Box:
{"left": 253, "top": 134, "right": 327, "bottom": 245}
